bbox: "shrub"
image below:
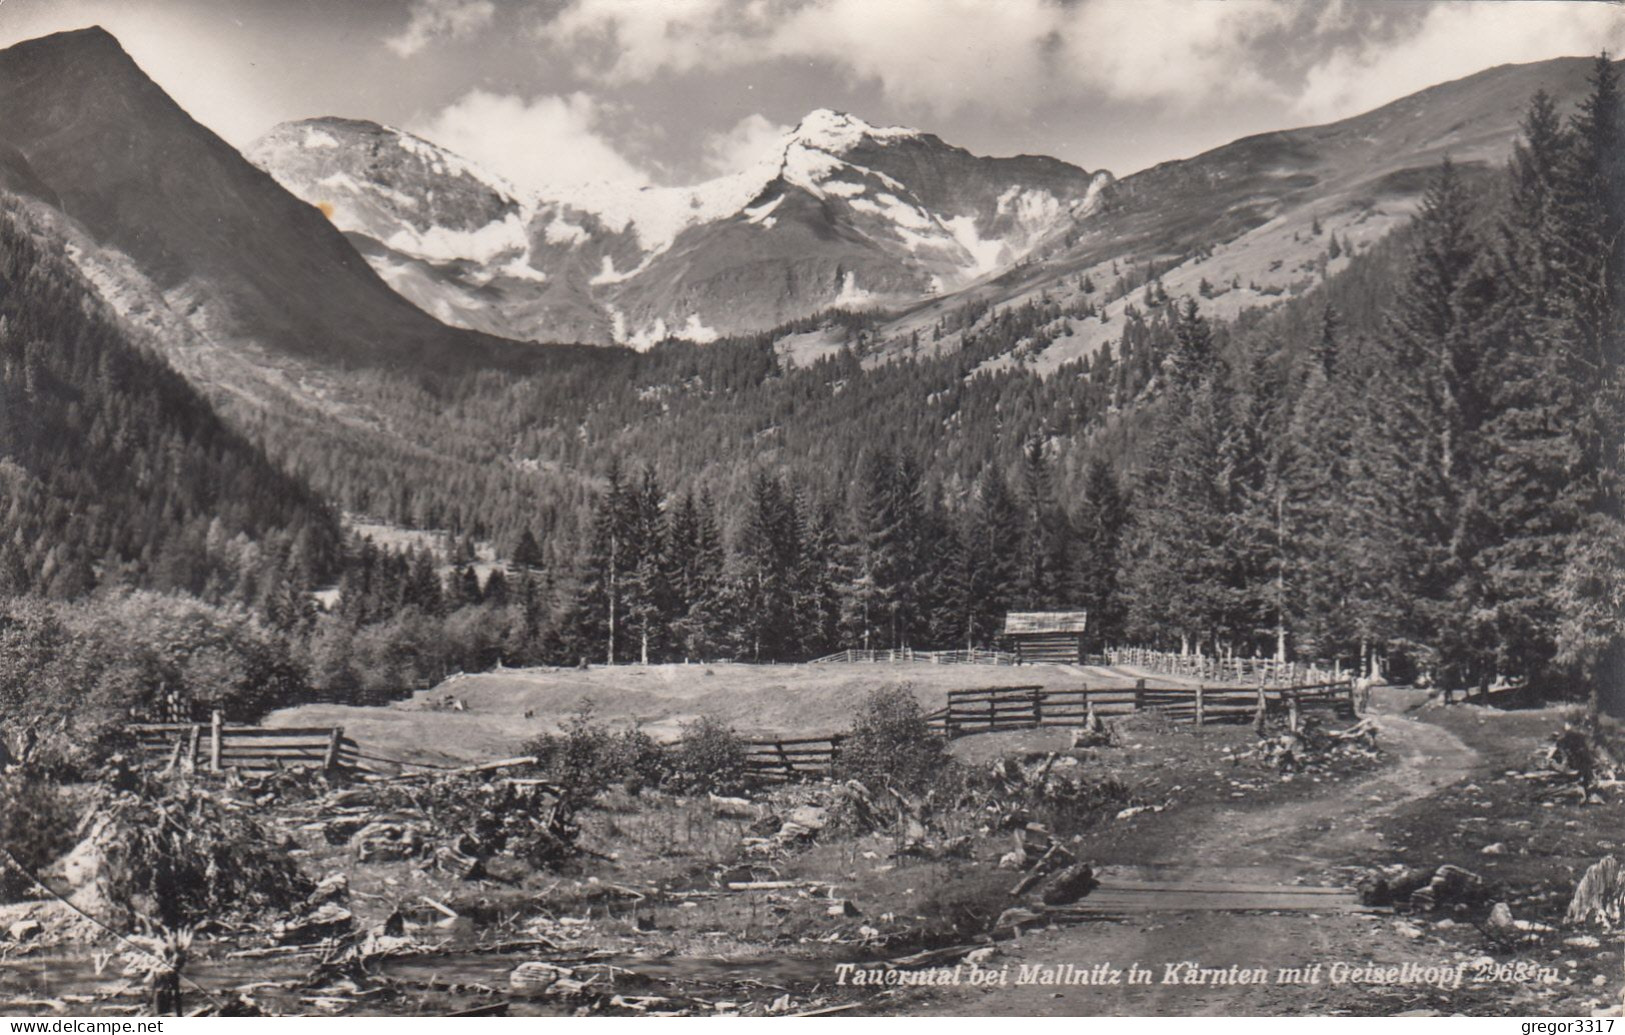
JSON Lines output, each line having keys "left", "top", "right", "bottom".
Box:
{"left": 0, "top": 773, "right": 80, "bottom": 903}
{"left": 524, "top": 702, "right": 671, "bottom": 800}
{"left": 82, "top": 774, "right": 312, "bottom": 929}
{"left": 669, "top": 715, "right": 751, "bottom": 795}
{"left": 606, "top": 727, "right": 670, "bottom": 795}
{"left": 837, "top": 684, "right": 947, "bottom": 793}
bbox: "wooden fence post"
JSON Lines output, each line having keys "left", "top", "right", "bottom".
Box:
{"left": 1134, "top": 678, "right": 1145, "bottom": 712}
{"left": 1195, "top": 683, "right": 1205, "bottom": 727}
{"left": 209, "top": 711, "right": 223, "bottom": 773}
{"left": 1254, "top": 685, "right": 1267, "bottom": 732}
{"left": 323, "top": 727, "right": 344, "bottom": 770}
{"left": 1032, "top": 687, "right": 1044, "bottom": 728}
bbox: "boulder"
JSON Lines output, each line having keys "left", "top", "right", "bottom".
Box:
{"left": 307, "top": 873, "right": 349, "bottom": 907}
{"left": 746, "top": 813, "right": 782, "bottom": 838}
{"left": 786, "top": 805, "right": 828, "bottom": 831}
{"left": 994, "top": 906, "right": 1042, "bottom": 930}
{"left": 708, "top": 794, "right": 757, "bottom": 819}
{"left": 1488, "top": 902, "right": 1516, "bottom": 930}
{"left": 354, "top": 822, "right": 424, "bottom": 862}
{"left": 274, "top": 903, "right": 354, "bottom": 945}
{"left": 510, "top": 961, "right": 570, "bottom": 995}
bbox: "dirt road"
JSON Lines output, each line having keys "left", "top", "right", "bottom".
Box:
{"left": 893, "top": 690, "right": 1486, "bottom": 1016}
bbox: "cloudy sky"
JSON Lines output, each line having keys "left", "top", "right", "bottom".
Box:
{"left": 3, "top": 0, "right": 1621, "bottom": 192}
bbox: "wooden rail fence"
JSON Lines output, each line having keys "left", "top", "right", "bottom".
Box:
{"left": 742, "top": 678, "right": 1355, "bottom": 779}
{"left": 941, "top": 679, "right": 1354, "bottom": 739}
{"left": 743, "top": 735, "right": 843, "bottom": 782}
{"left": 809, "top": 648, "right": 1018, "bottom": 666}
{"left": 128, "top": 712, "right": 361, "bottom": 776}
{"left": 130, "top": 679, "right": 1352, "bottom": 784}
{"left": 1108, "top": 647, "right": 1344, "bottom": 688}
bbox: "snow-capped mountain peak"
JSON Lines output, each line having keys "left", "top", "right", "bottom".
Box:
{"left": 252, "top": 109, "right": 1108, "bottom": 348}
{"left": 785, "top": 108, "right": 919, "bottom": 154}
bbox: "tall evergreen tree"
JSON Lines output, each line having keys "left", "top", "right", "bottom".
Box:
{"left": 1551, "top": 57, "right": 1625, "bottom": 717}
{"left": 1373, "top": 158, "right": 1494, "bottom": 686}
{"left": 1073, "top": 457, "right": 1129, "bottom": 646}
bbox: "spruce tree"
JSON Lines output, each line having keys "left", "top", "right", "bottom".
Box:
{"left": 1073, "top": 457, "right": 1129, "bottom": 646}
{"left": 1373, "top": 158, "right": 1493, "bottom": 687}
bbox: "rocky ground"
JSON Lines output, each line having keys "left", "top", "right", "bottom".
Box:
{"left": 1, "top": 687, "right": 1619, "bottom": 1017}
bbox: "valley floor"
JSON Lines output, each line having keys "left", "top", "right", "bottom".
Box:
{"left": 3, "top": 683, "right": 1619, "bottom": 1018}
{"left": 265, "top": 661, "right": 1141, "bottom": 767}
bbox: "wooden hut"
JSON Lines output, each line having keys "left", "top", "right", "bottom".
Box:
{"left": 1001, "top": 611, "right": 1089, "bottom": 664}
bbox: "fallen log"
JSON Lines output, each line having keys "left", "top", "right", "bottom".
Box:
{"left": 420, "top": 895, "right": 459, "bottom": 920}
{"left": 725, "top": 880, "right": 830, "bottom": 892}
{"left": 1039, "top": 863, "right": 1098, "bottom": 906}
{"left": 383, "top": 756, "right": 541, "bottom": 782}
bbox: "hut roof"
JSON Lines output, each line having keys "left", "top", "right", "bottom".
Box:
{"left": 1002, "top": 611, "right": 1089, "bottom": 635}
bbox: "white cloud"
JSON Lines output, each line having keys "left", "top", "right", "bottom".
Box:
{"left": 411, "top": 90, "right": 651, "bottom": 193}
{"left": 542, "top": 0, "right": 767, "bottom": 80}
{"left": 538, "top": 0, "right": 1060, "bottom": 113}
{"left": 534, "top": 0, "right": 1624, "bottom": 124}
{"left": 535, "top": 0, "right": 1290, "bottom": 114}
{"left": 702, "top": 113, "right": 790, "bottom": 174}
{"left": 1294, "top": 1, "right": 1625, "bottom": 121}
{"left": 386, "top": 0, "right": 497, "bottom": 58}
{"left": 1058, "top": 0, "right": 1295, "bottom": 108}
{"left": 768, "top": 0, "right": 1062, "bottom": 114}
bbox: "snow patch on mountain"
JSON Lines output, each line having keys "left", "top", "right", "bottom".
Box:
{"left": 943, "top": 215, "right": 1006, "bottom": 278}
{"left": 834, "top": 271, "right": 880, "bottom": 308}
{"left": 388, "top": 128, "right": 525, "bottom": 204}
{"left": 745, "top": 194, "right": 784, "bottom": 227}
{"left": 609, "top": 309, "right": 722, "bottom": 350}
{"left": 791, "top": 108, "right": 919, "bottom": 152}
{"left": 591, "top": 253, "right": 652, "bottom": 286}
{"left": 386, "top": 210, "right": 530, "bottom": 265}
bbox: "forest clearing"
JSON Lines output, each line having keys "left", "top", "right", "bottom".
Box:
{"left": 1, "top": 665, "right": 1620, "bottom": 1018}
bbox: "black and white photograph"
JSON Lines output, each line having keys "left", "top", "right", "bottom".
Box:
{"left": 0, "top": 0, "right": 1622, "bottom": 1021}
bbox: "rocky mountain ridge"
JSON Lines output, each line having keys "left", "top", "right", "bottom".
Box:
{"left": 250, "top": 109, "right": 1111, "bottom": 346}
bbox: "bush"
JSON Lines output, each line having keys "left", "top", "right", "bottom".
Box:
{"left": 0, "top": 594, "right": 309, "bottom": 774}
{"left": 669, "top": 715, "right": 751, "bottom": 795}
{"left": 82, "top": 774, "right": 312, "bottom": 929}
{"left": 0, "top": 773, "right": 80, "bottom": 903}
{"left": 605, "top": 727, "right": 671, "bottom": 795}
{"left": 524, "top": 702, "right": 671, "bottom": 801}
{"left": 837, "top": 684, "right": 947, "bottom": 793}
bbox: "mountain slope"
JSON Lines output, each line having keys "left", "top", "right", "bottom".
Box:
{"left": 0, "top": 27, "right": 523, "bottom": 371}
{"left": 252, "top": 110, "right": 1111, "bottom": 346}
{"left": 862, "top": 55, "right": 1614, "bottom": 373}
{"left": 0, "top": 197, "right": 341, "bottom": 598}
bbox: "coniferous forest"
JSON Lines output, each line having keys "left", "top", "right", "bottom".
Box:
{"left": 1, "top": 60, "right": 1621, "bottom": 732}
